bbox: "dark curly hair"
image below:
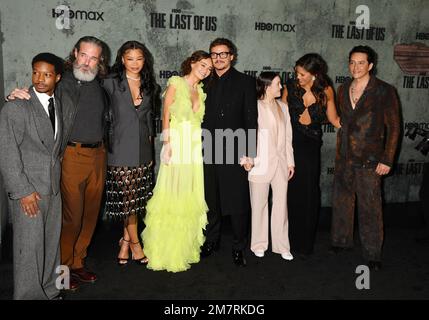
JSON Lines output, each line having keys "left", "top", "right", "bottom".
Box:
{"left": 64, "top": 36, "right": 110, "bottom": 79}
{"left": 294, "top": 53, "right": 330, "bottom": 106}
{"left": 111, "top": 41, "right": 159, "bottom": 99}
{"left": 180, "top": 50, "right": 211, "bottom": 76}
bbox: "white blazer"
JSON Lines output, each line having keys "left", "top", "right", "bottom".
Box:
{"left": 248, "top": 99, "right": 294, "bottom": 183}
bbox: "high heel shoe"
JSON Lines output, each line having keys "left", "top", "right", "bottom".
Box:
{"left": 117, "top": 237, "right": 130, "bottom": 266}
{"left": 130, "top": 240, "right": 149, "bottom": 265}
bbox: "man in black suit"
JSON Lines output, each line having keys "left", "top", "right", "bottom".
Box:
{"left": 201, "top": 38, "right": 258, "bottom": 266}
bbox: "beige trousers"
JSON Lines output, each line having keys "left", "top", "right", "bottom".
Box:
{"left": 250, "top": 165, "right": 290, "bottom": 254}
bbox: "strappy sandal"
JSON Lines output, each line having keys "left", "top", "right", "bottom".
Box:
{"left": 130, "top": 240, "right": 149, "bottom": 265}
{"left": 117, "top": 237, "right": 130, "bottom": 266}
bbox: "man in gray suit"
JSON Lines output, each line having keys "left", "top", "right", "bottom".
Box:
{"left": 0, "top": 53, "right": 64, "bottom": 299}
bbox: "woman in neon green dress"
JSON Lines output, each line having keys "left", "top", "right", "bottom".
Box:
{"left": 142, "top": 51, "right": 213, "bottom": 272}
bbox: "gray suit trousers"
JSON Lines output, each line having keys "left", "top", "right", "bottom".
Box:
{"left": 11, "top": 194, "right": 62, "bottom": 300}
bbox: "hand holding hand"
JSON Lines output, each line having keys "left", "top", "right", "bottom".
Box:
{"left": 240, "top": 156, "right": 254, "bottom": 172}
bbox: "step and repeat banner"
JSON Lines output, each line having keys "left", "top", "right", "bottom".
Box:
{"left": 0, "top": 0, "right": 428, "bottom": 206}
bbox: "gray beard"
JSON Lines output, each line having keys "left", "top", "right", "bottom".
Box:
{"left": 73, "top": 64, "right": 98, "bottom": 82}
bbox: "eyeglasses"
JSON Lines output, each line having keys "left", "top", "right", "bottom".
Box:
{"left": 210, "top": 52, "right": 231, "bottom": 59}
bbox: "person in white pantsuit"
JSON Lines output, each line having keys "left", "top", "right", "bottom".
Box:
{"left": 241, "top": 72, "right": 295, "bottom": 260}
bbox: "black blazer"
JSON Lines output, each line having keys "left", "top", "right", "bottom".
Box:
{"left": 202, "top": 67, "right": 258, "bottom": 215}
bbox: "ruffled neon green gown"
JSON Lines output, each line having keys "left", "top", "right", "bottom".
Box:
{"left": 142, "top": 76, "right": 208, "bottom": 272}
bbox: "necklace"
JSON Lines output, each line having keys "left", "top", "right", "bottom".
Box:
{"left": 350, "top": 84, "right": 359, "bottom": 104}
{"left": 350, "top": 82, "right": 363, "bottom": 104}
{"left": 350, "top": 79, "right": 369, "bottom": 104}
{"left": 126, "top": 75, "right": 141, "bottom": 81}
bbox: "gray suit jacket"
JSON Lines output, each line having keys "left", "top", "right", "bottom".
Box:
{"left": 102, "top": 72, "right": 154, "bottom": 166}
{"left": 0, "top": 87, "right": 63, "bottom": 199}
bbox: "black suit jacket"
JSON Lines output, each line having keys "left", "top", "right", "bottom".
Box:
{"left": 202, "top": 67, "right": 257, "bottom": 215}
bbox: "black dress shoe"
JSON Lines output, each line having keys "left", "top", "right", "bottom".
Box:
{"left": 368, "top": 261, "right": 382, "bottom": 271}
{"left": 200, "top": 241, "right": 219, "bottom": 258}
{"left": 232, "top": 250, "right": 246, "bottom": 267}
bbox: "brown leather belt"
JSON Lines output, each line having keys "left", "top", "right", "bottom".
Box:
{"left": 67, "top": 141, "right": 102, "bottom": 148}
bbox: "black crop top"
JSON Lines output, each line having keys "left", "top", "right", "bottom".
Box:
{"left": 286, "top": 79, "right": 327, "bottom": 141}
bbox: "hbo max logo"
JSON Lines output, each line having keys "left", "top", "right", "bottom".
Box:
{"left": 255, "top": 22, "right": 296, "bottom": 32}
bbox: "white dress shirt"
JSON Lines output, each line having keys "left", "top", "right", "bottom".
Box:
{"left": 33, "top": 87, "right": 58, "bottom": 139}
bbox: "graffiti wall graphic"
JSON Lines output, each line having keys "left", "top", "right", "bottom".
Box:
{"left": 0, "top": 0, "right": 428, "bottom": 205}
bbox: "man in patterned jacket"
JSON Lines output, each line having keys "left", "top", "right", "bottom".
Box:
{"left": 330, "top": 45, "right": 401, "bottom": 271}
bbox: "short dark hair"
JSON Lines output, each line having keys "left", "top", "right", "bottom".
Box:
{"left": 209, "top": 38, "right": 238, "bottom": 63}
{"left": 349, "top": 45, "right": 377, "bottom": 73}
{"left": 32, "top": 52, "right": 64, "bottom": 74}
{"left": 256, "top": 72, "right": 279, "bottom": 100}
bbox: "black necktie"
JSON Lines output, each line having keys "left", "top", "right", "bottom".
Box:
{"left": 48, "top": 97, "right": 55, "bottom": 134}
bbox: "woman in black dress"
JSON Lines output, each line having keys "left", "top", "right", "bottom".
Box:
{"left": 103, "top": 41, "right": 159, "bottom": 265}
{"left": 281, "top": 53, "right": 340, "bottom": 257}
